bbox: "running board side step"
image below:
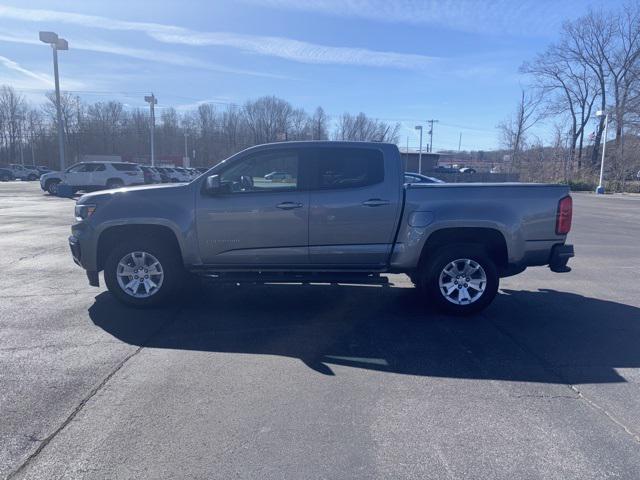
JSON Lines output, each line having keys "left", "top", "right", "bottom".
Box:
{"left": 197, "top": 271, "right": 391, "bottom": 286}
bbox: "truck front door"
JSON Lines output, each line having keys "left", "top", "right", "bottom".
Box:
{"left": 196, "top": 148, "right": 309, "bottom": 266}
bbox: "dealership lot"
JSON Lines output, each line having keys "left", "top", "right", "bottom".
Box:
{"left": 1, "top": 182, "right": 639, "bottom": 479}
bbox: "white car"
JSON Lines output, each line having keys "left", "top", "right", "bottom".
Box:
{"left": 7, "top": 164, "right": 40, "bottom": 181}
{"left": 264, "top": 171, "right": 293, "bottom": 182}
{"left": 40, "top": 161, "right": 145, "bottom": 195}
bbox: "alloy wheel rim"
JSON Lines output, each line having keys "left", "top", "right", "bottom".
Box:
{"left": 116, "top": 251, "right": 164, "bottom": 298}
{"left": 438, "top": 258, "right": 487, "bottom": 305}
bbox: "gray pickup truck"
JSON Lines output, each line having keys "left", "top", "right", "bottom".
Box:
{"left": 69, "top": 141, "right": 574, "bottom": 315}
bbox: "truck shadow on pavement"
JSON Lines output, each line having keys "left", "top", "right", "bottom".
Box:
{"left": 89, "top": 285, "right": 640, "bottom": 383}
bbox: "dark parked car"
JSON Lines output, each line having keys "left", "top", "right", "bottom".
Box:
{"left": 139, "top": 166, "right": 162, "bottom": 184}
{"left": 459, "top": 167, "right": 477, "bottom": 174}
{"left": 0, "top": 167, "right": 15, "bottom": 181}
{"left": 24, "top": 165, "right": 53, "bottom": 176}
{"left": 404, "top": 173, "right": 444, "bottom": 184}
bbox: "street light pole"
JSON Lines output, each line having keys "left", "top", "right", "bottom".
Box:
{"left": 595, "top": 110, "right": 609, "bottom": 195}
{"left": 39, "top": 32, "right": 68, "bottom": 170}
{"left": 52, "top": 44, "right": 65, "bottom": 170}
{"left": 144, "top": 94, "right": 157, "bottom": 166}
{"left": 414, "top": 125, "right": 423, "bottom": 173}
{"left": 184, "top": 133, "right": 189, "bottom": 166}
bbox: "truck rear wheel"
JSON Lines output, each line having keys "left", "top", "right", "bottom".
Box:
{"left": 104, "top": 239, "right": 185, "bottom": 307}
{"left": 419, "top": 245, "right": 499, "bottom": 316}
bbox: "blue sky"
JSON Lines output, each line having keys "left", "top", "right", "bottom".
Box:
{"left": 0, "top": 0, "right": 620, "bottom": 151}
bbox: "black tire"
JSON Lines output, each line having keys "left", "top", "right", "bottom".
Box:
{"left": 104, "top": 239, "right": 186, "bottom": 307}
{"left": 418, "top": 244, "right": 499, "bottom": 316}
{"left": 106, "top": 179, "right": 124, "bottom": 189}
{"left": 46, "top": 179, "right": 61, "bottom": 195}
{"left": 28, "top": 174, "right": 38, "bottom": 181}
{"left": 0, "top": 173, "right": 10, "bottom": 182}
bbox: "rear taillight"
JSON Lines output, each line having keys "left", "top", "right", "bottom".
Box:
{"left": 556, "top": 195, "right": 572, "bottom": 235}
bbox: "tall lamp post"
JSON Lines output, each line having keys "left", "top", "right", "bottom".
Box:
{"left": 414, "top": 125, "right": 423, "bottom": 173}
{"left": 184, "top": 132, "right": 189, "bottom": 167}
{"left": 39, "top": 31, "right": 68, "bottom": 170}
{"left": 595, "top": 110, "right": 609, "bottom": 195}
{"left": 144, "top": 94, "right": 157, "bottom": 166}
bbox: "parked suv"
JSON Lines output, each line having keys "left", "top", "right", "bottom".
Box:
{"left": 5, "top": 164, "right": 40, "bottom": 181}
{"left": 40, "top": 162, "right": 144, "bottom": 195}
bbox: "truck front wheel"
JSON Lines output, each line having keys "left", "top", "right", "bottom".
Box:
{"left": 419, "top": 245, "right": 499, "bottom": 316}
{"left": 104, "top": 240, "right": 185, "bottom": 307}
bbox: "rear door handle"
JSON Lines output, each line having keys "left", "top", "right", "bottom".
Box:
{"left": 276, "top": 202, "right": 303, "bottom": 210}
{"left": 362, "top": 199, "right": 390, "bottom": 207}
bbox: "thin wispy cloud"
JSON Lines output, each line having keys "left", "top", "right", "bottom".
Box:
{"left": 0, "top": 54, "right": 53, "bottom": 86}
{"left": 149, "top": 31, "right": 437, "bottom": 69}
{"left": 0, "top": 5, "right": 439, "bottom": 70}
{"left": 241, "top": 0, "right": 585, "bottom": 37}
{"left": 0, "top": 30, "right": 284, "bottom": 79}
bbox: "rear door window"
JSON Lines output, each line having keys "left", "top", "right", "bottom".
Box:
{"left": 307, "top": 147, "right": 384, "bottom": 190}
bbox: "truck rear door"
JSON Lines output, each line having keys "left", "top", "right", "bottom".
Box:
{"left": 306, "top": 145, "right": 402, "bottom": 266}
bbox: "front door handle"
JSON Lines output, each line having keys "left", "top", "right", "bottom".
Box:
{"left": 362, "top": 199, "right": 390, "bottom": 207}
{"left": 276, "top": 201, "right": 303, "bottom": 210}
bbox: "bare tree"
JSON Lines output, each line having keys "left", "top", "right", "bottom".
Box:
{"left": 521, "top": 43, "right": 599, "bottom": 171}
{"left": 334, "top": 112, "right": 399, "bottom": 142}
{"left": 498, "top": 89, "right": 542, "bottom": 172}
{"left": 310, "top": 107, "right": 328, "bottom": 140}
{"left": 244, "top": 96, "right": 294, "bottom": 144}
{"left": 0, "top": 86, "right": 27, "bottom": 163}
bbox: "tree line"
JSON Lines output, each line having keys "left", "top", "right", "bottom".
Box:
{"left": 500, "top": 2, "right": 640, "bottom": 190}
{"left": 0, "top": 87, "right": 400, "bottom": 168}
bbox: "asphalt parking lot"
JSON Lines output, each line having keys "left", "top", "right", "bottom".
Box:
{"left": 1, "top": 182, "right": 639, "bottom": 479}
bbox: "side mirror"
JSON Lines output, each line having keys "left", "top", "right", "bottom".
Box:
{"left": 205, "top": 174, "right": 222, "bottom": 194}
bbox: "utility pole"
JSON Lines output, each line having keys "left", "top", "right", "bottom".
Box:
{"left": 414, "top": 125, "right": 423, "bottom": 173}
{"left": 144, "top": 93, "right": 157, "bottom": 166}
{"left": 406, "top": 136, "right": 409, "bottom": 164}
{"left": 458, "top": 132, "right": 462, "bottom": 152}
{"left": 427, "top": 119, "right": 439, "bottom": 153}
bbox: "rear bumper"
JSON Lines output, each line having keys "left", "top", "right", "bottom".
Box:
{"left": 549, "top": 244, "right": 574, "bottom": 273}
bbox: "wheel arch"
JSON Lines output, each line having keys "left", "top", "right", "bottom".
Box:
{"left": 96, "top": 223, "right": 183, "bottom": 272}
{"left": 417, "top": 227, "right": 509, "bottom": 273}
{"left": 106, "top": 177, "right": 125, "bottom": 187}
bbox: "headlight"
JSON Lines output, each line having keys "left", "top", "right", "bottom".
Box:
{"left": 75, "top": 204, "right": 97, "bottom": 221}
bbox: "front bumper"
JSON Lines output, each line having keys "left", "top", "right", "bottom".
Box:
{"left": 549, "top": 244, "right": 574, "bottom": 273}
{"left": 69, "top": 235, "right": 81, "bottom": 266}
{"left": 69, "top": 230, "right": 100, "bottom": 287}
